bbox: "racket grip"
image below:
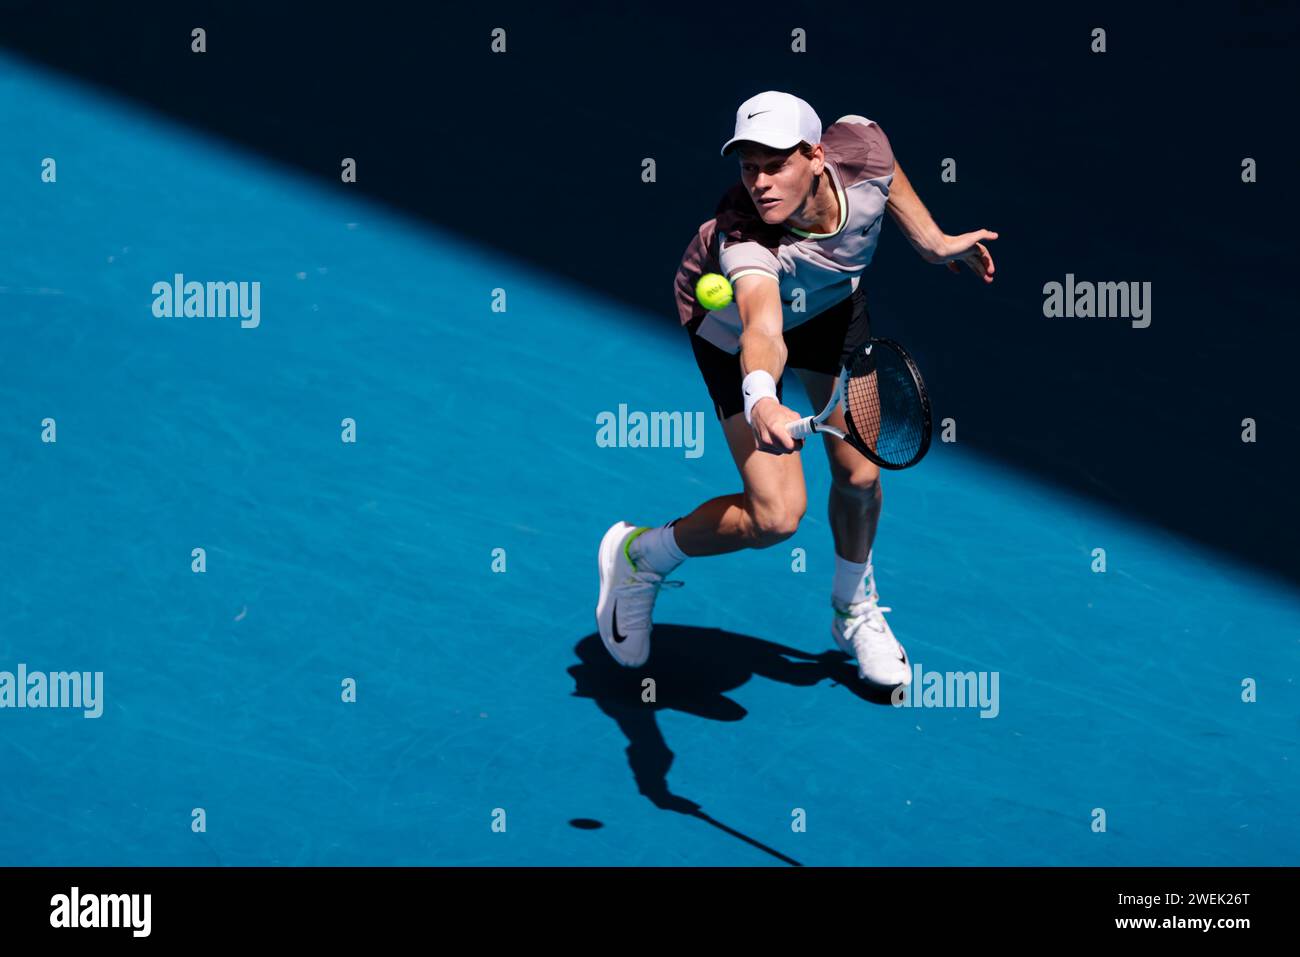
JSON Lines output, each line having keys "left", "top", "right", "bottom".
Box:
{"left": 785, "top": 416, "right": 816, "bottom": 440}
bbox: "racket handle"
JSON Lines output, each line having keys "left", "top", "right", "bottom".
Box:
{"left": 786, "top": 416, "right": 816, "bottom": 440}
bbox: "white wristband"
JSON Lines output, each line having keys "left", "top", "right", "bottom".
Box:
{"left": 742, "top": 370, "right": 778, "bottom": 425}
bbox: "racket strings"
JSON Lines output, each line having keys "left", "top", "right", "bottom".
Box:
{"left": 844, "top": 348, "right": 927, "bottom": 467}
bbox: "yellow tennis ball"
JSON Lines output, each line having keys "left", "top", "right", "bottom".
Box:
{"left": 695, "top": 273, "right": 734, "bottom": 311}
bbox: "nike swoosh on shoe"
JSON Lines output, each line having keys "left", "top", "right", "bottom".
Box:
{"left": 612, "top": 601, "right": 627, "bottom": 643}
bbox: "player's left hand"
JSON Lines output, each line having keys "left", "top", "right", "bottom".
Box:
{"left": 935, "top": 230, "right": 998, "bottom": 283}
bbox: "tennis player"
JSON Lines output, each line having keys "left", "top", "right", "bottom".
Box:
{"left": 596, "top": 91, "right": 996, "bottom": 686}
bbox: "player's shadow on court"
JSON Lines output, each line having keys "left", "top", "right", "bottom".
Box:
{"left": 569, "top": 625, "right": 893, "bottom": 820}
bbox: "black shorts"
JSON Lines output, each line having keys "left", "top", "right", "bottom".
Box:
{"left": 687, "top": 285, "right": 871, "bottom": 420}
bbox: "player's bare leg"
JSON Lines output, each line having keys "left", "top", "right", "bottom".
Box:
{"left": 596, "top": 410, "right": 806, "bottom": 667}
{"left": 669, "top": 410, "right": 808, "bottom": 557}
{"left": 795, "top": 370, "right": 881, "bottom": 564}
{"left": 797, "top": 368, "right": 910, "bottom": 687}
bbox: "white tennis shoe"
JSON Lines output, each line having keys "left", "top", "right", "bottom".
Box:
{"left": 832, "top": 582, "right": 912, "bottom": 687}
{"left": 595, "top": 522, "right": 682, "bottom": 668}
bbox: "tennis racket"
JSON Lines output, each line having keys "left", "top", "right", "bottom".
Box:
{"left": 785, "top": 338, "right": 932, "bottom": 470}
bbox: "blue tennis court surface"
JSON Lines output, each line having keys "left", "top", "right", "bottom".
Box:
{"left": 3, "top": 56, "right": 1297, "bottom": 866}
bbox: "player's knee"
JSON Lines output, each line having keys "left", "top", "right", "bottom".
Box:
{"left": 750, "top": 502, "right": 805, "bottom": 547}
{"left": 833, "top": 464, "right": 881, "bottom": 501}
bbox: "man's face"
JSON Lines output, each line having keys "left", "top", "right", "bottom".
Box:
{"left": 737, "top": 142, "right": 819, "bottom": 224}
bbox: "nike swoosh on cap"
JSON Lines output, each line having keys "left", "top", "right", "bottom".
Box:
{"left": 747, "top": 110, "right": 771, "bottom": 119}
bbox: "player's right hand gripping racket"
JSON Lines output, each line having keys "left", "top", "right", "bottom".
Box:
{"left": 785, "top": 338, "right": 932, "bottom": 469}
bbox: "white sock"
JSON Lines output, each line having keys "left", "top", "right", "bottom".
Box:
{"left": 629, "top": 521, "right": 687, "bottom": 575}
{"left": 832, "top": 552, "right": 872, "bottom": 607}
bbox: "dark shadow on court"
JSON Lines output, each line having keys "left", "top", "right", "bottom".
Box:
{"left": 4, "top": 2, "right": 1298, "bottom": 586}
{"left": 568, "top": 624, "right": 893, "bottom": 864}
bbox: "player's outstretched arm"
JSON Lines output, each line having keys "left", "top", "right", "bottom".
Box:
{"left": 886, "top": 161, "right": 998, "bottom": 284}
{"left": 736, "top": 274, "right": 802, "bottom": 455}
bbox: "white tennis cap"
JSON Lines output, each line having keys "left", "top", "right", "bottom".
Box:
{"left": 720, "top": 91, "right": 823, "bottom": 157}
